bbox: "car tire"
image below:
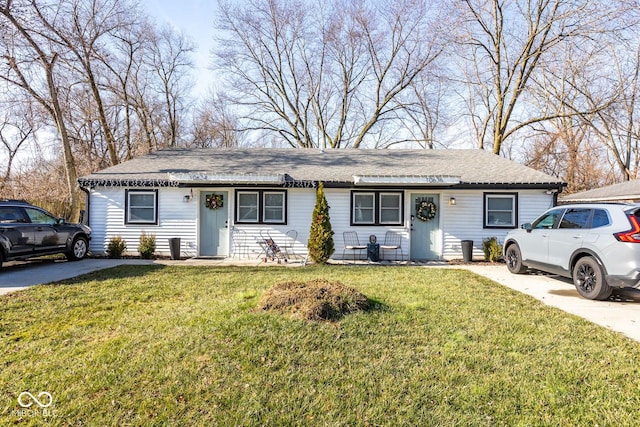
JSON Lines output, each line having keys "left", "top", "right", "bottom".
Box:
{"left": 573, "top": 256, "right": 612, "bottom": 301}
{"left": 67, "top": 236, "right": 88, "bottom": 261}
{"left": 505, "top": 243, "right": 527, "bottom": 274}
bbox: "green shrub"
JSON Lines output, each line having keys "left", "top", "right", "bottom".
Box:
{"left": 106, "top": 236, "right": 127, "bottom": 259}
{"left": 138, "top": 231, "right": 156, "bottom": 259}
{"left": 307, "top": 182, "right": 335, "bottom": 264}
{"left": 482, "top": 236, "right": 503, "bottom": 262}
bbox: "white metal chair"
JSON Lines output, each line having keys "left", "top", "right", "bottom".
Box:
{"left": 283, "top": 230, "right": 298, "bottom": 261}
{"left": 343, "top": 231, "right": 366, "bottom": 263}
{"left": 380, "top": 230, "right": 404, "bottom": 262}
{"left": 231, "top": 228, "right": 249, "bottom": 259}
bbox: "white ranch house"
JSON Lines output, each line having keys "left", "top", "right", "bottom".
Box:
{"left": 78, "top": 148, "right": 566, "bottom": 261}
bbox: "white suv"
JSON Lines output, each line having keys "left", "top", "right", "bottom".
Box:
{"left": 503, "top": 203, "right": 640, "bottom": 300}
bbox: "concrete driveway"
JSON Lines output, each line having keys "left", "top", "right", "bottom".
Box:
{"left": 0, "top": 258, "right": 156, "bottom": 294}
{"left": 2, "top": 258, "right": 640, "bottom": 342}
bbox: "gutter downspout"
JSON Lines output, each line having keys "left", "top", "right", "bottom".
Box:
{"left": 79, "top": 186, "right": 90, "bottom": 226}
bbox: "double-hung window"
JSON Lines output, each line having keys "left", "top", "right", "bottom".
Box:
{"left": 236, "top": 190, "right": 286, "bottom": 224}
{"left": 125, "top": 189, "right": 158, "bottom": 225}
{"left": 351, "top": 191, "right": 403, "bottom": 225}
{"left": 484, "top": 192, "right": 517, "bottom": 228}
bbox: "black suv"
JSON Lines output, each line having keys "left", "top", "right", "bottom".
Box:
{"left": 0, "top": 200, "right": 91, "bottom": 270}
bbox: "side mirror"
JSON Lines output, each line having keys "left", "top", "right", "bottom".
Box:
{"left": 56, "top": 218, "right": 66, "bottom": 225}
{"left": 522, "top": 223, "right": 532, "bottom": 232}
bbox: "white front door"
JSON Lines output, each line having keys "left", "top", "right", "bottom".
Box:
{"left": 410, "top": 193, "right": 440, "bottom": 260}
{"left": 199, "top": 191, "right": 229, "bottom": 257}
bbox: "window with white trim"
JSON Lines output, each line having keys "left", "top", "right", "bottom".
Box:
{"left": 379, "top": 193, "right": 402, "bottom": 224}
{"left": 353, "top": 192, "right": 375, "bottom": 224}
{"left": 484, "top": 193, "right": 517, "bottom": 228}
{"left": 263, "top": 192, "right": 285, "bottom": 223}
{"left": 351, "top": 191, "right": 403, "bottom": 225}
{"left": 236, "top": 190, "right": 286, "bottom": 224}
{"left": 237, "top": 191, "right": 259, "bottom": 223}
{"left": 125, "top": 189, "right": 158, "bottom": 224}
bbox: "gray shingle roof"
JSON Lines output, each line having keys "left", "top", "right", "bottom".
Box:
{"left": 561, "top": 180, "right": 640, "bottom": 202}
{"left": 78, "top": 148, "right": 564, "bottom": 188}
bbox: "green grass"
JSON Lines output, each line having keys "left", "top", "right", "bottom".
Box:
{"left": 2, "top": 265, "right": 640, "bottom": 426}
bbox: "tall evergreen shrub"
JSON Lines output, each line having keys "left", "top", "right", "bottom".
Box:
{"left": 307, "top": 182, "right": 334, "bottom": 264}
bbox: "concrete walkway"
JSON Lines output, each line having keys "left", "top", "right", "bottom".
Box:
{"left": 2, "top": 258, "right": 640, "bottom": 342}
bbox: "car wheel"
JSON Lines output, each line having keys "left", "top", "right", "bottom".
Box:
{"left": 67, "top": 236, "right": 88, "bottom": 261}
{"left": 505, "top": 244, "right": 527, "bottom": 274}
{"left": 573, "top": 256, "right": 612, "bottom": 301}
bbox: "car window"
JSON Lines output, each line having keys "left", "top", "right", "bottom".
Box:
{"left": 0, "top": 207, "right": 24, "bottom": 223}
{"left": 559, "top": 208, "right": 591, "bottom": 229}
{"left": 532, "top": 208, "right": 564, "bottom": 229}
{"left": 591, "top": 209, "right": 611, "bottom": 228}
{"left": 24, "top": 207, "right": 58, "bottom": 225}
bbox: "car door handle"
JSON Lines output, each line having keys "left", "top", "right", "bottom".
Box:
{"left": 36, "top": 227, "right": 44, "bottom": 231}
{"left": 572, "top": 235, "right": 582, "bottom": 239}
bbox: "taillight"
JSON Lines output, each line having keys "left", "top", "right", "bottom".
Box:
{"left": 615, "top": 215, "right": 640, "bottom": 242}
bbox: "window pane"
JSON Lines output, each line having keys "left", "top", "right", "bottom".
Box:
{"left": 559, "top": 209, "right": 591, "bottom": 229}
{"left": 239, "top": 207, "right": 258, "bottom": 221}
{"left": 488, "top": 197, "right": 512, "bottom": 211}
{"left": 25, "top": 208, "right": 57, "bottom": 224}
{"left": 380, "top": 194, "right": 401, "bottom": 223}
{"left": 354, "top": 194, "right": 374, "bottom": 223}
{"left": 130, "top": 193, "right": 155, "bottom": 208}
{"left": 533, "top": 209, "right": 563, "bottom": 229}
{"left": 380, "top": 194, "right": 399, "bottom": 208}
{"left": 238, "top": 192, "right": 258, "bottom": 222}
{"left": 487, "top": 212, "right": 512, "bottom": 225}
{"left": 592, "top": 210, "right": 610, "bottom": 228}
{"left": 130, "top": 207, "right": 155, "bottom": 222}
{"left": 263, "top": 192, "right": 284, "bottom": 222}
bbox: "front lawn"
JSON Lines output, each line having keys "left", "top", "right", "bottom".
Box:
{"left": 1, "top": 265, "right": 639, "bottom": 425}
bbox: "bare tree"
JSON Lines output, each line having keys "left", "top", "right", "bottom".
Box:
{"left": 189, "top": 92, "right": 242, "bottom": 148}
{"left": 585, "top": 42, "right": 640, "bottom": 181}
{"left": 146, "top": 24, "right": 194, "bottom": 148}
{"left": 0, "top": 0, "right": 83, "bottom": 220}
{"left": 453, "top": 0, "right": 623, "bottom": 155}
{"left": 215, "top": 0, "right": 446, "bottom": 148}
{"left": 0, "top": 102, "right": 34, "bottom": 192}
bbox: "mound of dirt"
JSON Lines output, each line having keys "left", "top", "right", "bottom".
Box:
{"left": 256, "top": 279, "right": 370, "bottom": 321}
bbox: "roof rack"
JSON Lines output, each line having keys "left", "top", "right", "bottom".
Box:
{"left": 0, "top": 199, "right": 29, "bottom": 204}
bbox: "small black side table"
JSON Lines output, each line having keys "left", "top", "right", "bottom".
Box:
{"left": 367, "top": 243, "right": 380, "bottom": 262}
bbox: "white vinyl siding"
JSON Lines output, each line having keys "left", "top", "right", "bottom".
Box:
{"left": 89, "top": 187, "right": 198, "bottom": 257}
{"left": 441, "top": 190, "right": 554, "bottom": 260}
{"left": 88, "top": 186, "right": 556, "bottom": 261}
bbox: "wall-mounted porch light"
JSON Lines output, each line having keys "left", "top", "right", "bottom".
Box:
{"left": 449, "top": 197, "right": 456, "bottom": 206}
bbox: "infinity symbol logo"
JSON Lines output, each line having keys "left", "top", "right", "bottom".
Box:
{"left": 18, "top": 391, "right": 53, "bottom": 408}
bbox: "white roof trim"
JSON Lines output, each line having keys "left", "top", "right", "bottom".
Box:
{"left": 353, "top": 175, "right": 461, "bottom": 186}
{"left": 168, "top": 172, "right": 285, "bottom": 184}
